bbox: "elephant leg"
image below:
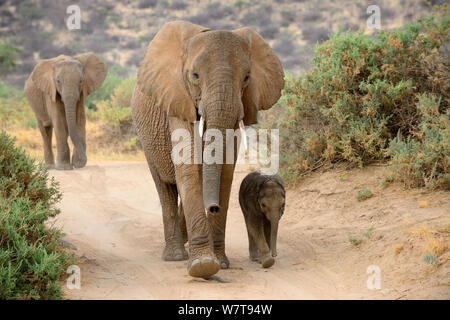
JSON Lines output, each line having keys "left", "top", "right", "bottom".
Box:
{"left": 72, "top": 100, "right": 87, "bottom": 168}
{"left": 52, "top": 103, "right": 72, "bottom": 170}
{"left": 263, "top": 218, "right": 271, "bottom": 251}
{"left": 175, "top": 163, "right": 220, "bottom": 278}
{"left": 26, "top": 87, "right": 55, "bottom": 168}
{"left": 245, "top": 218, "right": 259, "bottom": 262}
{"left": 208, "top": 162, "right": 235, "bottom": 269}
{"left": 178, "top": 201, "right": 188, "bottom": 244}
{"left": 37, "top": 120, "right": 55, "bottom": 168}
{"left": 248, "top": 219, "right": 274, "bottom": 268}
{"left": 150, "top": 167, "right": 187, "bottom": 261}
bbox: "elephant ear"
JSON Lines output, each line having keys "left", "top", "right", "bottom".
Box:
{"left": 30, "top": 55, "right": 70, "bottom": 102}
{"left": 136, "top": 21, "right": 209, "bottom": 123}
{"left": 233, "top": 27, "right": 285, "bottom": 125}
{"left": 75, "top": 53, "right": 107, "bottom": 100}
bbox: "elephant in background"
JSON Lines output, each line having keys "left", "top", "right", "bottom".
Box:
{"left": 24, "top": 53, "right": 107, "bottom": 170}
{"left": 132, "top": 21, "right": 284, "bottom": 278}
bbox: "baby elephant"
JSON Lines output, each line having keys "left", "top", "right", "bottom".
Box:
{"left": 239, "top": 171, "right": 285, "bottom": 268}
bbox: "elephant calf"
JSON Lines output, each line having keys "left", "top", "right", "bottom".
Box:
{"left": 239, "top": 171, "right": 285, "bottom": 268}
{"left": 24, "top": 53, "right": 107, "bottom": 170}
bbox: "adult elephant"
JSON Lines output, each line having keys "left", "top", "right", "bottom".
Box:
{"left": 25, "top": 53, "right": 107, "bottom": 170}
{"left": 132, "top": 21, "right": 284, "bottom": 278}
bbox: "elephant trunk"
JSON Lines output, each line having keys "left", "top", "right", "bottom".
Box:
{"left": 63, "top": 96, "right": 86, "bottom": 168}
{"left": 270, "top": 218, "right": 279, "bottom": 257}
{"left": 202, "top": 81, "right": 238, "bottom": 215}
{"left": 202, "top": 148, "right": 223, "bottom": 214}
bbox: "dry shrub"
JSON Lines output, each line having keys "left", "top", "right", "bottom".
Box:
{"left": 410, "top": 223, "right": 449, "bottom": 261}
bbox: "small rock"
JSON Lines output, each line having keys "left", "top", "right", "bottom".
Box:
{"left": 59, "top": 239, "right": 77, "bottom": 250}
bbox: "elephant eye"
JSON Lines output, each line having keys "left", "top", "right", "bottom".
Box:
{"left": 244, "top": 74, "right": 250, "bottom": 82}
{"left": 193, "top": 72, "right": 199, "bottom": 80}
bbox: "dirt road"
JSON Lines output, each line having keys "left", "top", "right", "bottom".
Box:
{"left": 51, "top": 162, "right": 449, "bottom": 300}
{"left": 51, "top": 162, "right": 344, "bottom": 299}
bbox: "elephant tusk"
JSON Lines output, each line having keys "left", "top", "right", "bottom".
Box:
{"left": 199, "top": 116, "right": 204, "bottom": 138}
{"left": 239, "top": 120, "right": 248, "bottom": 150}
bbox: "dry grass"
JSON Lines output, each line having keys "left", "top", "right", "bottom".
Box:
{"left": 409, "top": 223, "right": 449, "bottom": 262}
{"left": 394, "top": 243, "right": 404, "bottom": 255}
{"left": 4, "top": 122, "right": 145, "bottom": 164}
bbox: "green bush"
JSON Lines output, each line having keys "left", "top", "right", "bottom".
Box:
{"left": 422, "top": 252, "right": 437, "bottom": 264}
{"left": 269, "top": 7, "right": 449, "bottom": 188}
{"left": 356, "top": 187, "right": 373, "bottom": 201}
{"left": 110, "top": 76, "right": 136, "bottom": 109}
{"left": 386, "top": 94, "right": 449, "bottom": 189}
{"left": 0, "top": 131, "right": 70, "bottom": 299}
{"left": 18, "top": 0, "right": 44, "bottom": 20}
{"left": 25, "top": 117, "right": 37, "bottom": 129}
{"left": 89, "top": 75, "right": 138, "bottom": 148}
{"left": 84, "top": 66, "right": 124, "bottom": 110}
{"left": 96, "top": 76, "right": 136, "bottom": 131}
{"left": 0, "top": 84, "right": 32, "bottom": 130}
{"left": 0, "top": 83, "right": 23, "bottom": 100}
{"left": 99, "top": 101, "right": 132, "bottom": 128}
{"left": 0, "top": 43, "right": 21, "bottom": 73}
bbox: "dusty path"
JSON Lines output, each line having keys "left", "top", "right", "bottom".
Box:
{"left": 51, "top": 162, "right": 449, "bottom": 300}
{"left": 51, "top": 162, "right": 347, "bottom": 299}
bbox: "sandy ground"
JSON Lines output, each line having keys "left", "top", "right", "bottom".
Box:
{"left": 50, "top": 162, "right": 449, "bottom": 300}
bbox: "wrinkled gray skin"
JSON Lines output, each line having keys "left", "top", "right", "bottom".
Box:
{"left": 239, "top": 171, "right": 285, "bottom": 268}
{"left": 24, "top": 54, "right": 106, "bottom": 170}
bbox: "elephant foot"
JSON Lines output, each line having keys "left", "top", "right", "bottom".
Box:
{"left": 188, "top": 256, "right": 220, "bottom": 278}
{"left": 45, "top": 163, "right": 55, "bottom": 170}
{"left": 162, "top": 245, "right": 188, "bottom": 261}
{"left": 72, "top": 154, "right": 87, "bottom": 169}
{"left": 215, "top": 251, "right": 230, "bottom": 269}
{"left": 55, "top": 163, "right": 73, "bottom": 170}
{"left": 261, "top": 254, "right": 275, "bottom": 268}
{"left": 73, "top": 162, "right": 86, "bottom": 169}
{"left": 250, "top": 254, "right": 259, "bottom": 262}
{"left": 188, "top": 245, "right": 220, "bottom": 278}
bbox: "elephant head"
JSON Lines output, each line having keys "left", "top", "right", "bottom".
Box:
{"left": 30, "top": 53, "right": 106, "bottom": 168}
{"left": 136, "top": 21, "right": 284, "bottom": 214}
